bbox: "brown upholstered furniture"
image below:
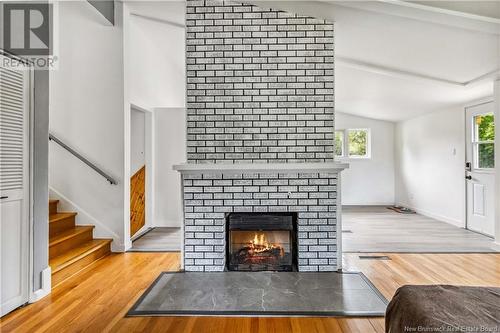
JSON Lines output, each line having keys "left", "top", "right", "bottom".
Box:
{"left": 386, "top": 285, "right": 500, "bottom": 333}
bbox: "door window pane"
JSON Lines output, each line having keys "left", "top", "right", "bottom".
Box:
{"left": 475, "top": 114, "right": 495, "bottom": 141}
{"left": 478, "top": 143, "right": 495, "bottom": 169}
{"left": 473, "top": 113, "right": 495, "bottom": 169}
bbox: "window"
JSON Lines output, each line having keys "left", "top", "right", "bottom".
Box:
{"left": 335, "top": 131, "right": 344, "bottom": 157}
{"left": 473, "top": 113, "right": 494, "bottom": 169}
{"left": 335, "top": 129, "right": 370, "bottom": 159}
{"left": 347, "top": 129, "right": 369, "bottom": 158}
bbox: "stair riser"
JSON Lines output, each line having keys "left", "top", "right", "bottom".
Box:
{"left": 50, "top": 230, "right": 93, "bottom": 259}
{"left": 49, "top": 201, "right": 58, "bottom": 215}
{"left": 51, "top": 243, "right": 111, "bottom": 287}
{"left": 49, "top": 216, "right": 76, "bottom": 237}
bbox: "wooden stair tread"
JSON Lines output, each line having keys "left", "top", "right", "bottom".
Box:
{"left": 49, "top": 226, "right": 94, "bottom": 247}
{"left": 47, "top": 199, "right": 113, "bottom": 287}
{"left": 49, "top": 212, "right": 77, "bottom": 223}
{"left": 50, "top": 239, "right": 112, "bottom": 273}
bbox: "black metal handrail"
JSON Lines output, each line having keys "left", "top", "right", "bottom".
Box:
{"left": 49, "top": 133, "right": 117, "bottom": 185}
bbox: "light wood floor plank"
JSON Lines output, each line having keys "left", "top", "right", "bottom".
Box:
{"left": 343, "top": 206, "right": 497, "bottom": 252}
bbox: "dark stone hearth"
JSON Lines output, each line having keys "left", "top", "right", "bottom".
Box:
{"left": 128, "top": 271, "right": 388, "bottom": 316}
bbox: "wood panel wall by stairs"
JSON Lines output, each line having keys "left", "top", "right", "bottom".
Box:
{"left": 130, "top": 165, "right": 146, "bottom": 237}
{"left": 49, "top": 199, "right": 112, "bottom": 287}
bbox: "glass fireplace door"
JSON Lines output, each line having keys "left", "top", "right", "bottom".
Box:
{"left": 228, "top": 230, "right": 293, "bottom": 271}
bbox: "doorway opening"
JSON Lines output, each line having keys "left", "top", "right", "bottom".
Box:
{"left": 129, "top": 105, "right": 153, "bottom": 241}
{"left": 128, "top": 105, "right": 183, "bottom": 252}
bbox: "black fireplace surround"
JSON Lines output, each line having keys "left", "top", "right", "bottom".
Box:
{"left": 226, "top": 213, "right": 298, "bottom": 272}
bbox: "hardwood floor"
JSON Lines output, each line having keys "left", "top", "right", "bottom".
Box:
{"left": 1, "top": 252, "right": 499, "bottom": 333}
{"left": 343, "top": 206, "right": 497, "bottom": 252}
{"left": 131, "top": 227, "right": 181, "bottom": 252}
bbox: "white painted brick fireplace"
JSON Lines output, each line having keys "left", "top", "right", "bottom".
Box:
{"left": 174, "top": 0, "right": 347, "bottom": 272}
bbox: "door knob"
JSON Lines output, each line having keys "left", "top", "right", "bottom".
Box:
{"left": 465, "top": 175, "right": 472, "bottom": 180}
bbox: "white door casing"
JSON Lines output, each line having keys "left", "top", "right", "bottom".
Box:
{"left": 465, "top": 102, "right": 495, "bottom": 237}
{"left": 0, "top": 54, "right": 31, "bottom": 316}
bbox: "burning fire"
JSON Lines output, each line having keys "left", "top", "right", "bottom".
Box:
{"left": 249, "top": 232, "right": 285, "bottom": 257}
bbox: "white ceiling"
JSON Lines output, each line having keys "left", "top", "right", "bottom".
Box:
{"left": 126, "top": 1, "right": 185, "bottom": 26}
{"left": 408, "top": 1, "right": 500, "bottom": 20}
{"left": 336, "top": 65, "right": 493, "bottom": 120}
{"left": 128, "top": 0, "right": 500, "bottom": 122}
{"left": 254, "top": 1, "right": 500, "bottom": 122}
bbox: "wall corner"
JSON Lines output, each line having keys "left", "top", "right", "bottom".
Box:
{"left": 29, "top": 266, "right": 51, "bottom": 303}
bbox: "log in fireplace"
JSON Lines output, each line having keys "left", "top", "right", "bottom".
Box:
{"left": 226, "top": 213, "right": 297, "bottom": 272}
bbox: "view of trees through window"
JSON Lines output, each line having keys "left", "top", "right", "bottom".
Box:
{"left": 335, "top": 131, "right": 343, "bottom": 156}
{"left": 334, "top": 129, "right": 369, "bottom": 158}
{"left": 475, "top": 114, "right": 495, "bottom": 169}
{"left": 347, "top": 130, "right": 368, "bottom": 157}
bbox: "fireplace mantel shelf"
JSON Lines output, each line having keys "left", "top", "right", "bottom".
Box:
{"left": 173, "top": 162, "right": 349, "bottom": 174}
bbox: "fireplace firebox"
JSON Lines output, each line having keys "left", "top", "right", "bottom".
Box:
{"left": 226, "top": 213, "right": 297, "bottom": 272}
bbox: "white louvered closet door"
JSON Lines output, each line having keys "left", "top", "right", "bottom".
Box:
{"left": 0, "top": 54, "right": 31, "bottom": 316}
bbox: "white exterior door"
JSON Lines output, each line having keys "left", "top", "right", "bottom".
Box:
{"left": 465, "top": 102, "right": 495, "bottom": 237}
{"left": 0, "top": 55, "right": 31, "bottom": 316}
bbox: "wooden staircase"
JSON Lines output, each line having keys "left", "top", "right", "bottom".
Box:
{"left": 49, "top": 199, "right": 112, "bottom": 287}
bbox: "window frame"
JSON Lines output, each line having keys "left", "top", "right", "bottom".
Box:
{"left": 334, "top": 128, "right": 371, "bottom": 160}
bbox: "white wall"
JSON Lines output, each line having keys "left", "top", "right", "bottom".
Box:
{"left": 395, "top": 107, "right": 466, "bottom": 227}
{"left": 128, "top": 2, "right": 185, "bottom": 108}
{"left": 49, "top": 1, "right": 125, "bottom": 250}
{"left": 336, "top": 112, "right": 395, "bottom": 205}
{"left": 130, "top": 109, "right": 145, "bottom": 176}
{"left": 125, "top": 2, "right": 186, "bottom": 229}
{"left": 154, "top": 108, "right": 186, "bottom": 227}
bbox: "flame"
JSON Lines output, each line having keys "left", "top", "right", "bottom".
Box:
{"left": 248, "top": 232, "right": 284, "bottom": 256}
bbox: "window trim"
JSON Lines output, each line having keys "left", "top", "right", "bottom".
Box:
{"left": 334, "top": 128, "right": 371, "bottom": 160}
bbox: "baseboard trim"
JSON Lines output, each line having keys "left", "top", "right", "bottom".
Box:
{"left": 396, "top": 202, "right": 464, "bottom": 228}
{"left": 342, "top": 203, "right": 394, "bottom": 208}
{"left": 112, "top": 241, "right": 127, "bottom": 253}
{"left": 29, "top": 266, "right": 51, "bottom": 303}
{"left": 131, "top": 227, "right": 152, "bottom": 242}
